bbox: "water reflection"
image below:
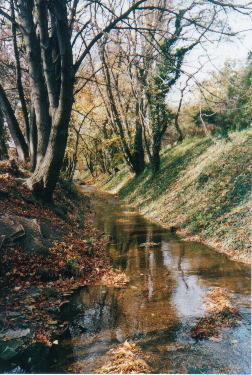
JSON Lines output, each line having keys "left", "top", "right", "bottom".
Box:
{"left": 50, "top": 189, "right": 250, "bottom": 374}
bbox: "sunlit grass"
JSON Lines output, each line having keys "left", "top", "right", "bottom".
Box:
{"left": 105, "top": 128, "right": 252, "bottom": 262}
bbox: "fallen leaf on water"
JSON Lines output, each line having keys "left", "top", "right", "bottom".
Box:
{"left": 209, "top": 336, "right": 222, "bottom": 342}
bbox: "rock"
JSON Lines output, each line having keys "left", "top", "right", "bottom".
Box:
{"left": 0, "top": 214, "right": 46, "bottom": 253}
{"left": 0, "top": 214, "right": 64, "bottom": 254}
{"left": 16, "top": 342, "right": 50, "bottom": 373}
{"left": 39, "top": 220, "right": 52, "bottom": 239}
{"left": 0, "top": 328, "right": 32, "bottom": 361}
{"left": 0, "top": 328, "right": 30, "bottom": 341}
{"left": 19, "top": 218, "right": 47, "bottom": 253}
{"left": 0, "top": 341, "right": 23, "bottom": 360}
{"left": 0, "top": 216, "right": 24, "bottom": 243}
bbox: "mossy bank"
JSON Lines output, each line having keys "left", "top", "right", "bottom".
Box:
{"left": 102, "top": 129, "right": 252, "bottom": 264}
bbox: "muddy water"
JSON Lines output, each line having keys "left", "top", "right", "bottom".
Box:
{"left": 50, "top": 187, "right": 251, "bottom": 374}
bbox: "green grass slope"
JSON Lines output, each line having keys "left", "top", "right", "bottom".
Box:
{"left": 104, "top": 129, "right": 252, "bottom": 263}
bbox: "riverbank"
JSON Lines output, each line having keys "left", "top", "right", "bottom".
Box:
{"left": 101, "top": 129, "right": 251, "bottom": 264}
{"left": 44, "top": 178, "right": 251, "bottom": 374}
{"left": 0, "top": 161, "right": 112, "bottom": 371}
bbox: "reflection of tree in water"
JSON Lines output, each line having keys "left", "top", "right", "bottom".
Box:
{"left": 91, "top": 216, "right": 180, "bottom": 339}
{"left": 178, "top": 243, "right": 189, "bottom": 289}
{"left": 73, "top": 286, "right": 120, "bottom": 335}
{"left": 70, "top": 198, "right": 203, "bottom": 367}
{"left": 113, "top": 234, "right": 178, "bottom": 339}
{"left": 169, "top": 241, "right": 250, "bottom": 293}
{"left": 108, "top": 214, "right": 150, "bottom": 270}
{"left": 55, "top": 287, "right": 122, "bottom": 372}
{"left": 67, "top": 220, "right": 179, "bottom": 350}
{"left": 49, "top": 195, "right": 250, "bottom": 374}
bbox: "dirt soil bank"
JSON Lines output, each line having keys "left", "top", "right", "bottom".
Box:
{"left": 0, "top": 161, "right": 114, "bottom": 372}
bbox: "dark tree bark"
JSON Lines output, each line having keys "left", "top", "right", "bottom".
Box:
{"left": 174, "top": 116, "right": 183, "bottom": 143}
{"left": 17, "top": 0, "right": 51, "bottom": 167}
{"left": 1, "top": 0, "right": 186, "bottom": 199}
{"left": 174, "top": 89, "right": 184, "bottom": 143}
{"left": 0, "top": 83, "right": 29, "bottom": 161}
{"left": 26, "top": 0, "right": 74, "bottom": 201}
{"left": 11, "top": 0, "right": 30, "bottom": 144}
{"left": 151, "top": 121, "right": 168, "bottom": 174}
{"left": 131, "top": 103, "right": 145, "bottom": 175}
{"left": 0, "top": 108, "right": 8, "bottom": 160}
{"left": 29, "top": 106, "right": 37, "bottom": 171}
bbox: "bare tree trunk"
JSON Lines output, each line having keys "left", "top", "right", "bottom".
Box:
{"left": 0, "top": 83, "right": 29, "bottom": 161}
{"left": 151, "top": 136, "right": 162, "bottom": 174}
{"left": 0, "top": 108, "right": 8, "bottom": 160}
{"left": 17, "top": 0, "right": 51, "bottom": 167}
{"left": 132, "top": 103, "right": 145, "bottom": 175}
{"left": 26, "top": 1, "right": 74, "bottom": 201}
{"left": 11, "top": 0, "right": 30, "bottom": 144}
{"left": 27, "top": 88, "right": 73, "bottom": 200}
{"left": 174, "top": 89, "right": 184, "bottom": 143}
{"left": 29, "top": 106, "right": 37, "bottom": 171}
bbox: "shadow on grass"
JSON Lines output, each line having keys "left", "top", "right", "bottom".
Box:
{"left": 120, "top": 138, "right": 212, "bottom": 205}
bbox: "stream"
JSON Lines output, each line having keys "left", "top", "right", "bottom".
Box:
{"left": 47, "top": 186, "right": 251, "bottom": 374}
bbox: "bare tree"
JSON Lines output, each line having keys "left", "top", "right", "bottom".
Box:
{"left": 0, "top": 0, "right": 251, "bottom": 196}
{"left": 0, "top": 0, "right": 150, "bottom": 199}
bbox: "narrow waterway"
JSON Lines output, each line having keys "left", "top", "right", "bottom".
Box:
{"left": 50, "top": 186, "right": 251, "bottom": 374}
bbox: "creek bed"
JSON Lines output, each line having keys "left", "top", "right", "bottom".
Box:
{"left": 6, "top": 186, "right": 250, "bottom": 374}
{"left": 49, "top": 187, "right": 251, "bottom": 374}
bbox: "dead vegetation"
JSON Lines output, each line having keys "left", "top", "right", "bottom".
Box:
{"left": 203, "top": 287, "right": 234, "bottom": 314}
{"left": 97, "top": 269, "right": 130, "bottom": 288}
{"left": 97, "top": 341, "right": 151, "bottom": 374}
{"left": 139, "top": 242, "right": 160, "bottom": 248}
{"left": 191, "top": 287, "right": 241, "bottom": 340}
{"left": 0, "top": 160, "right": 112, "bottom": 349}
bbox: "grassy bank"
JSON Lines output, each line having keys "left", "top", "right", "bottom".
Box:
{"left": 103, "top": 129, "right": 252, "bottom": 264}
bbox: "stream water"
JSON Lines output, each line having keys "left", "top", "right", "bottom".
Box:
{"left": 36, "top": 185, "right": 249, "bottom": 374}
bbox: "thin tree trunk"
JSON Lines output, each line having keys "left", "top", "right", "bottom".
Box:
{"left": 132, "top": 103, "right": 145, "bottom": 175}
{"left": 101, "top": 46, "right": 139, "bottom": 173}
{"left": 0, "top": 108, "right": 8, "bottom": 160}
{"left": 11, "top": 0, "right": 30, "bottom": 144}
{"left": 29, "top": 106, "right": 37, "bottom": 171}
{"left": 17, "top": 0, "right": 51, "bottom": 166}
{"left": 174, "top": 93, "right": 183, "bottom": 143}
{"left": 0, "top": 83, "right": 29, "bottom": 161}
{"left": 151, "top": 122, "right": 168, "bottom": 174}
{"left": 151, "top": 140, "right": 161, "bottom": 173}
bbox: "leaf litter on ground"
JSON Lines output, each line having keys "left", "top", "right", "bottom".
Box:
{"left": 191, "top": 287, "right": 241, "bottom": 340}
{"left": 0, "top": 161, "right": 121, "bottom": 348}
{"left": 97, "top": 341, "right": 151, "bottom": 374}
